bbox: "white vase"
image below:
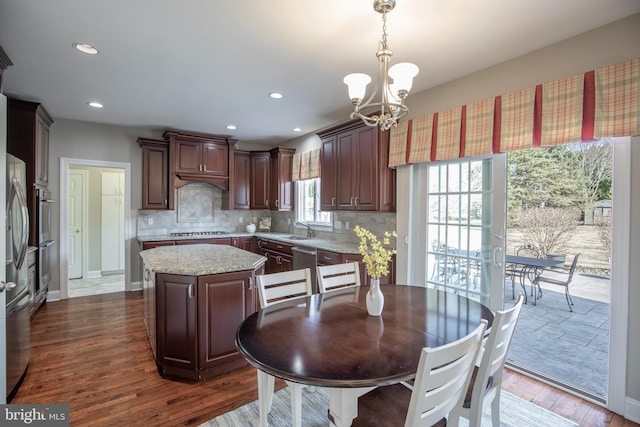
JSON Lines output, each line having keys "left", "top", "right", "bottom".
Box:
{"left": 366, "top": 278, "right": 384, "bottom": 316}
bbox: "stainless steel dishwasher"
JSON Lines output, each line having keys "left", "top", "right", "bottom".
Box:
{"left": 292, "top": 246, "right": 318, "bottom": 293}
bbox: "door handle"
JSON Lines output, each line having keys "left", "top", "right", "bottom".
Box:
{"left": 493, "top": 247, "right": 503, "bottom": 267}
{"left": 0, "top": 281, "right": 18, "bottom": 292}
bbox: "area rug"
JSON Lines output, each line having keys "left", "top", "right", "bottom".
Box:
{"left": 200, "top": 386, "right": 578, "bottom": 427}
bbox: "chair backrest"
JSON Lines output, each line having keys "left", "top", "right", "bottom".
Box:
{"left": 516, "top": 244, "right": 539, "bottom": 258}
{"left": 256, "top": 268, "right": 313, "bottom": 309}
{"left": 566, "top": 254, "right": 580, "bottom": 282}
{"left": 317, "top": 262, "right": 361, "bottom": 293}
{"left": 469, "top": 294, "right": 524, "bottom": 410}
{"left": 404, "top": 319, "right": 488, "bottom": 427}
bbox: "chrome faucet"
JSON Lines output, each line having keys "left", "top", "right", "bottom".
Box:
{"left": 296, "top": 222, "right": 315, "bottom": 238}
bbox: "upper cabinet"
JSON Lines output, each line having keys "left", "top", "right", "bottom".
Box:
{"left": 7, "top": 98, "right": 54, "bottom": 245}
{"left": 268, "top": 147, "right": 295, "bottom": 211}
{"left": 227, "top": 149, "right": 250, "bottom": 210}
{"left": 7, "top": 98, "right": 53, "bottom": 189}
{"left": 318, "top": 120, "right": 395, "bottom": 212}
{"left": 250, "top": 151, "right": 270, "bottom": 210}
{"left": 138, "top": 138, "right": 170, "bottom": 210}
{"left": 164, "top": 131, "right": 232, "bottom": 190}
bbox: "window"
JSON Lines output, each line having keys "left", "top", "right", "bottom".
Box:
{"left": 296, "top": 178, "right": 331, "bottom": 225}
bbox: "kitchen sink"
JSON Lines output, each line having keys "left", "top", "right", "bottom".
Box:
{"left": 287, "top": 235, "right": 310, "bottom": 240}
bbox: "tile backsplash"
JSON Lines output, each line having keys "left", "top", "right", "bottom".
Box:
{"left": 137, "top": 183, "right": 396, "bottom": 244}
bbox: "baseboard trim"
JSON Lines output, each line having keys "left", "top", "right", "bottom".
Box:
{"left": 87, "top": 270, "right": 102, "bottom": 279}
{"left": 626, "top": 397, "right": 640, "bottom": 423}
{"left": 131, "top": 281, "right": 142, "bottom": 291}
{"left": 47, "top": 290, "right": 61, "bottom": 302}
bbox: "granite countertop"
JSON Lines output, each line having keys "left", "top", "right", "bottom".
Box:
{"left": 137, "top": 232, "right": 361, "bottom": 255}
{"left": 140, "top": 244, "right": 267, "bottom": 276}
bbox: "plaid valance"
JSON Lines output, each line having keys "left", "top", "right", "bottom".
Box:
{"left": 389, "top": 57, "right": 640, "bottom": 167}
{"left": 292, "top": 148, "right": 321, "bottom": 181}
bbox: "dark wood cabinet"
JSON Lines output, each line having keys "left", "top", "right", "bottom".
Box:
{"left": 232, "top": 237, "right": 253, "bottom": 251}
{"left": 7, "top": 98, "right": 54, "bottom": 245}
{"left": 164, "top": 131, "right": 231, "bottom": 190}
{"left": 318, "top": 120, "right": 395, "bottom": 212}
{"left": 250, "top": 152, "right": 270, "bottom": 209}
{"left": 156, "top": 273, "right": 198, "bottom": 374}
{"left": 268, "top": 147, "right": 295, "bottom": 211}
{"left": 152, "top": 268, "right": 260, "bottom": 380}
{"left": 316, "top": 249, "right": 395, "bottom": 287}
{"left": 229, "top": 150, "right": 250, "bottom": 209}
{"left": 138, "top": 138, "right": 170, "bottom": 210}
{"left": 197, "top": 271, "right": 257, "bottom": 375}
{"left": 141, "top": 240, "right": 175, "bottom": 250}
{"left": 257, "top": 239, "right": 293, "bottom": 274}
{"left": 175, "top": 238, "right": 233, "bottom": 246}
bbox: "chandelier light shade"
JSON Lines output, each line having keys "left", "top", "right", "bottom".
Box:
{"left": 344, "top": 0, "right": 419, "bottom": 131}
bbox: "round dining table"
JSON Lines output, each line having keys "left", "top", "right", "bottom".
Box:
{"left": 236, "top": 284, "right": 493, "bottom": 427}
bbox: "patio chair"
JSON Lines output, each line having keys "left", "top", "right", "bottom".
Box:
{"left": 449, "top": 294, "right": 524, "bottom": 427}
{"left": 533, "top": 254, "right": 580, "bottom": 312}
{"left": 256, "top": 268, "right": 313, "bottom": 427}
{"left": 505, "top": 244, "right": 539, "bottom": 299}
{"left": 352, "top": 319, "right": 488, "bottom": 427}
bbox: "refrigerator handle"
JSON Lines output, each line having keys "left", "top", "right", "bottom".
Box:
{"left": 10, "top": 177, "right": 30, "bottom": 269}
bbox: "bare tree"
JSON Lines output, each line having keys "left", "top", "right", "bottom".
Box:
{"left": 515, "top": 207, "right": 581, "bottom": 258}
{"left": 570, "top": 140, "right": 613, "bottom": 223}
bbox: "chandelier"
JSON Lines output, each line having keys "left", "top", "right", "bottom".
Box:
{"left": 343, "top": 0, "right": 419, "bottom": 131}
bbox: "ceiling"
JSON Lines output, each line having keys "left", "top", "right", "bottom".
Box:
{"left": 1, "top": 0, "right": 639, "bottom": 145}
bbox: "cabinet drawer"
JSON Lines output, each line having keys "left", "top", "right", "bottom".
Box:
{"left": 257, "top": 239, "right": 292, "bottom": 255}
{"left": 317, "top": 250, "right": 340, "bottom": 265}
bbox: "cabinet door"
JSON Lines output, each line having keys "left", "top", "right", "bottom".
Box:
{"left": 175, "top": 140, "right": 202, "bottom": 173}
{"left": 232, "top": 151, "right": 250, "bottom": 209}
{"left": 250, "top": 152, "right": 270, "bottom": 209}
{"left": 270, "top": 149, "right": 294, "bottom": 211}
{"left": 354, "top": 126, "right": 378, "bottom": 210}
{"left": 202, "top": 142, "right": 228, "bottom": 176}
{"left": 336, "top": 130, "right": 357, "bottom": 210}
{"left": 156, "top": 274, "right": 198, "bottom": 372}
{"left": 35, "top": 114, "right": 50, "bottom": 187}
{"left": 197, "top": 271, "right": 256, "bottom": 372}
{"left": 320, "top": 135, "right": 337, "bottom": 211}
{"left": 141, "top": 143, "right": 169, "bottom": 209}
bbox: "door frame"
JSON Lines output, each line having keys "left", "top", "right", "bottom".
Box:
{"left": 67, "top": 168, "right": 88, "bottom": 280}
{"left": 59, "top": 158, "right": 132, "bottom": 300}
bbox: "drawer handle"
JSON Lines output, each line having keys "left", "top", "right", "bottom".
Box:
{"left": 323, "top": 256, "right": 331, "bottom": 260}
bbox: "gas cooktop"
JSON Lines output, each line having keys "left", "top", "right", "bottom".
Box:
{"left": 170, "top": 231, "right": 230, "bottom": 237}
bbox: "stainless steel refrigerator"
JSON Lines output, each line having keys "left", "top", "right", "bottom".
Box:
{"left": 5, "top": 153, "right": 31, "bottom": 400}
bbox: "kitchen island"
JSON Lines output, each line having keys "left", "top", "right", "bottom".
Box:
{"left": 140, "top": 244, "right": 267, "bottom": 380}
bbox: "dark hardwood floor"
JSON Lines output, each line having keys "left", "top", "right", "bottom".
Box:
{"left": 11, "top": 291, "right": 637, "bottom": 426}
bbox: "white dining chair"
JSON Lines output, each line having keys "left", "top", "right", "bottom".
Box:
{"left": 256, "top": 268, "right": 313, "bottom": 427}
{"left": 351, "top": 319, "right": 488, "bottom": 427}
{"left": 316, "top": 262, "right": 361, "bottom": 293}
{"left": 448, "top": 294, "right": 524, "bottom": 427}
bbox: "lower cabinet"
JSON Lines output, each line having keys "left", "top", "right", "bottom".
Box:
{"left": 317, "top": 249, "right": 395, "bottom": 287}
{"left": 257, "top": 239, "right": 293, "bottom": 274}
{"left": 152, "top": 267, "right": 261, "bottom": 380}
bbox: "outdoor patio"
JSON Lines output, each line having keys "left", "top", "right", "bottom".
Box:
{"left": 504, "top": 272, "right": 610, "bottom": 399}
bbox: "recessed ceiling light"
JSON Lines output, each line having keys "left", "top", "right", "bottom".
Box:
{"left": 88, "top": 102, "right": 103, "bottom": 108}
{"left": 226, "top": 125, "right": 237, "bottom": 130}
{"left": 73, "top": 43, "right": 99, "bottom": 55}
{"left": 293, "top": 128, "right": 302, "bottom": 132}
{"left": 269, "top": 92, "right": 284, "bottom": 99}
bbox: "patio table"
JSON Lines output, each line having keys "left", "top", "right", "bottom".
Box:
{"left": 505, "top": 255, "right": 560, "bottom": 304}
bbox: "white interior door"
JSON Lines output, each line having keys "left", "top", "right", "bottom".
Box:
{"left": 67, "top": 170, "right": 86, "bottom": 279}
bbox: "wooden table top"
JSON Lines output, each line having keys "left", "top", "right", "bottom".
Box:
{"left": 236, "top": 285, "right": 493, "bottom": 388}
